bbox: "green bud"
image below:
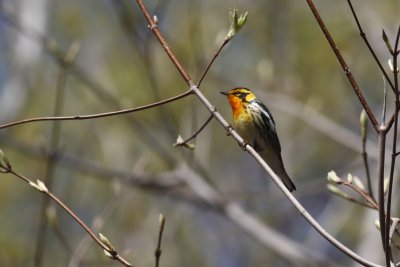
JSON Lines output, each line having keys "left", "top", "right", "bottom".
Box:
{"left": 103, "top": 249, "right": 113, "bottom": 259}
{"left": 347, "top": 173, "right": 353, "bottom": 184}
{"left": 63, "top": 41, "right": 81, "bottom": 65}
{"left": 29, "top": 179, "right": 48, "bottom": 193}
{"left": 360, "top": 110, "right": 367, "bottom": 142}
{"left": 327, "top": 171, "right": 341, "bottom": 184}
{"left": 173, "top": 134, "right": 196, "bottom": 150}
{"left": 159, "top": 213, "right": 166, "bottom": 228}
{"left": 374, "top": 219, "right": 380, "bottom": 230}
{"left": 384, "top": 177, "right": 390, "bottom": 194}
{"left": 0, "top": 148, "right": 11, "bottom": 172}
{"left": 237, "top": 11, "right": 248, "bottom": 28}
{"left": 352, "top": 175, "right": 365, "bottom": 191}
{"left": 99, "top": 233, "right": 116, "bottom": 252}
{"left": 382, "top": 29, "right": 394, "bottom": 55}
{"left": 226, "top": 9, "right": 248, "bottom": 40}
{"left": 388, "top": 59, "right": 399, "bottom": 73}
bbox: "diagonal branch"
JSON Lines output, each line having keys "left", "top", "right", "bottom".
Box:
{"left": 197, "top": 39, "right": 230, "bottom": 87}
{"left": 134, "top": 0, "right": 384, "bottom": 266}
{"left": 174, "top": 114, "right": 214, "bottom": 148}
{"left": 0, "top": 164, "right": 133, "bottom": 267}
{"left": 305, "top": 0, "right": 379, "bottom": 132}
{"left": 346, "top": 0, "right": 395, "bottom": 93}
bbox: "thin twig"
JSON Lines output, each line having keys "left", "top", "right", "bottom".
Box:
{"left": 362, "top": 141, "right": 374, "bottom": 202}
{"left": 135, "top": 0, "right": 192, "bottom": 85}
{"left": 0, "top": 7, "right": 177, "bottom": 168}
{"left": 68, "top": 157, "right": 147, "bottom": 267}
{"left": 378, "top": 130, "right": 388, "bottom": 258}
{"left": 155, "top": 214, "right": 166, "bottom": 267}
{"left": 361, "top": 109, "right": 375, "bottom": 201}
{"left": 135, "top": 0, "right": 384, "bottom": 266}
{"left": 197, "top": 39, "right": 229, "bottom": 87}
{"left": 174, "top": 114, "right": 214, "bottom": 147}
{"left": 383, "top": 77, "right": 388, "bottom": 124}
{"left": 305, "top": 0, "right": 379, "bottom": 132}
{"left": 346, "top": 0, "right": 395, "bottom": 93}
{"left": 3, "top": 168, "right": 133, "bottom": 267}
{"left": 0, "top": 90, "right": 193, "bottom": 130}
{"left": 339, "top": 181, "right": 378, "bottom": 210}
{"left": 385, "top": 24, "right": 400, "bottom": 266}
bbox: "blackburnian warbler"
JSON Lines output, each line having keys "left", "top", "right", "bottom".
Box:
{"left": 221, "top": 88, "right": 296, "bottom": 192}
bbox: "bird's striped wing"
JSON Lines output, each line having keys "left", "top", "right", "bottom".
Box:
{"left": 251, "top": 99, "right": 282, "bottom": 154}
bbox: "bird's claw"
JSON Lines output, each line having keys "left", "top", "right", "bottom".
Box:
{"left": 225, "top": 124, "right": 233, "bottom": 136}
{"left": 239, "top": 140, "right": 247, "bottom": 151}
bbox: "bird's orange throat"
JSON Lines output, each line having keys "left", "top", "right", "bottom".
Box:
{"left": 227, "top": 94, "right": 246, "bottom": 121}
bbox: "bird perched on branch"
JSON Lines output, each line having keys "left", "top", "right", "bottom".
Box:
{"left": 221, "top": 88, "right": 296, "bottom": 192}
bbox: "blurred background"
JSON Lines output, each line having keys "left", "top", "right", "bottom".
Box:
{"left": 0, "top": 0, "right": 399, "bottom": 266}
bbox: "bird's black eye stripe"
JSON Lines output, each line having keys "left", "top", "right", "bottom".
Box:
{"left": 234, "top": 92, "right": 248, "bottom": 100}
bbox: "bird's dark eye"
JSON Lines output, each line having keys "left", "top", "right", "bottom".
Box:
{"left": 234, "top": 92, "right": 248, "bottom": 100}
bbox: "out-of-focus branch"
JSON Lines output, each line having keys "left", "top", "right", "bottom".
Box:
{"left": 263, "top": 92, "right": 382, "bottom": 157}
{"left": 0, "top": 5, "right": 176, "bottom": 167}
{"left": 0, "top": 134, "right": 340, "bottom": 266}
{"left": 68, "top": 157, "right": 147, "bottom": 267}
{"left": 174, "top": 164, "right": 339, "bottom": 267}
{"left": 35, "top": 41, "right": 79, "bottom": 267}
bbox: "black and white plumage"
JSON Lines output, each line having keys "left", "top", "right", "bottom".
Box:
{"left": 221, "top": 88, "right": 296, "bottom": 192}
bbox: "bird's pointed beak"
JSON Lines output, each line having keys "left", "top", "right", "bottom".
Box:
{"left": 220, "top": 91, "right": 228, "bottom": 96}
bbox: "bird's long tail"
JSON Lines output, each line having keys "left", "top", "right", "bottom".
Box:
{"left": 260, "top": 150, "right": 296, "bottom": 192}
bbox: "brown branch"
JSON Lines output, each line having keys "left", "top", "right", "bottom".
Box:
{"left": 378, "top": 130, "right": 388, "bottom": 259}
{"left": 174, "top": 114, "right": 213, "bottom": 148}
{"left": 197, "top": 39, "right": 230, "bottom": 87}
{"left": 0, "top": 7, "right": 177, "bottom": 168}
{"left": 0, "top": 90, "right": 193, "bottom": 130}
{"left": 385, "top": 24, "right": 400, "bottom": 266}
{"left": 155, "top": 214, "right": 165, "bottom": 267}
{"left": 305, "top": 0, "right": 379, "bottom": 132}
{"left": 360, "top": 107, "right": 375, "bottom": 202}
{"left": 135, "top": 0, "right": 192, "bottom": 86}
{"left": 1, "top": 167, "right": 133, "bottom": 267}
{"left": 135, "top": 0, "right": 384, "bottom": 266}
{"left": 339, "top": 180, "right": 378, "bottom": 210}
{"left": 346, "top": 0, "right": 395, "bottom": 93}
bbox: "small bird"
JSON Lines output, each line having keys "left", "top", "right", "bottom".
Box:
{"left": 221, "top": 88, "right": 296, "bottom": 192}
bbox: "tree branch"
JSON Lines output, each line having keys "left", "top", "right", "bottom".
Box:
{"left": 0, "top": 163, "right": 133, "bottom": 267}
{"left": 134, "top": 0, "right": 385, "bottom": 266}
{"left": 304, "top": 0, "right": 379, "bottom": 132}
{"left": 385, "top": 24, "right": 400, "bottom": 267}
{"left": 0, "top": 90, "right": 193, "bottom": 130}
{"left": 345, "top": 0, "right": 395, "bottom": 93}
